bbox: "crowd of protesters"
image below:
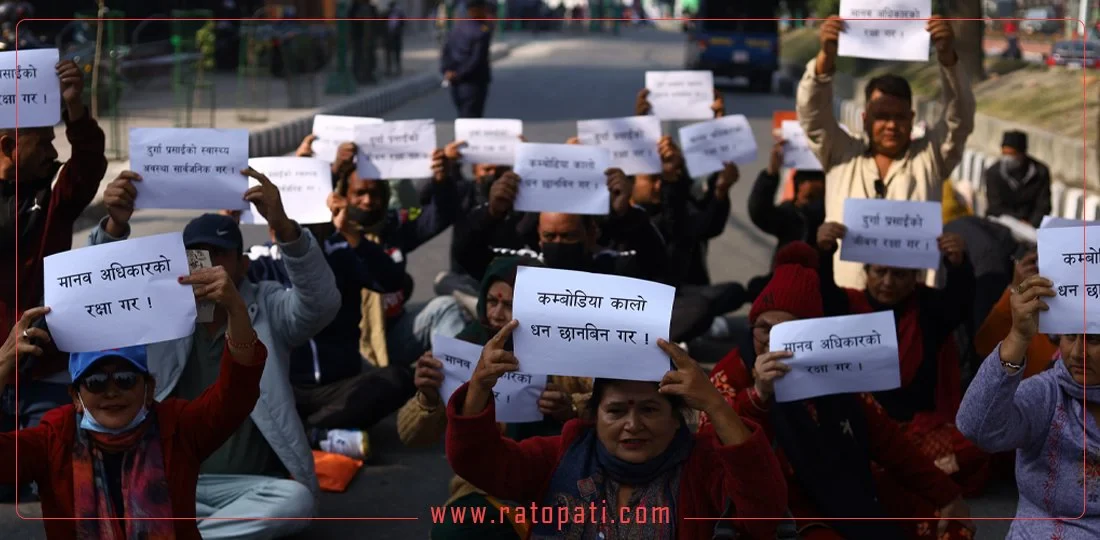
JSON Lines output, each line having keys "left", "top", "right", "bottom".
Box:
{"left": 0, "top": 11, "right": 1095, "bottom": 540}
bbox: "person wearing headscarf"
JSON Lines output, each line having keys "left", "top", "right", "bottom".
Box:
{"left": 0, "top": 293, "right": 267, "bottom": 539}
{"left": 957, "top": 274, "right": 1100, "bottom": 537}
{"left": 983, "top": 130, "right": 1052, "bottom": 229}
{"left": 701, "top": 241, "right": 975, "bottom": 540}
{"left": 444, "top": 321, "right": 789, "bottom": 539}
{"left": 814, "top": 220, "right": 989, "bottom": 495}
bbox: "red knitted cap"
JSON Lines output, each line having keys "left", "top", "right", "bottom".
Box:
{"left": 749, "top": 242, "right": 824, "bottom": 323}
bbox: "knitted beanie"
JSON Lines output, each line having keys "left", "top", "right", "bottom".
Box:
{"left": 749, "top": 241, "right": 825, "bottom": 324}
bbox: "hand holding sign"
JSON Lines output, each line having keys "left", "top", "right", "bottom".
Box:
{"left": 57, "top": 60, "right": 84, "bottom": 115}
{"left": 414, "top": 352, "right": 445, "bottom": 407}
{"left": 927, "top": 15, "right": 957, "bottom": 64}
{"left": 465, "top": 320, "right": 520, "bottom": 415}
{"left": 0, "top": 306, "right": 51, "bottom": 388}
{"left": 1010, "top": 275, "right": 1055, "bottom": 345}
{"left": 657, "top": 339, "right": 726, "bottom": 413}
{"left": 657, "top": 136, "right": 683, "bottom": 178}
{"left": 431, "top": 148, "right": 448, "bottom": 182}
{"left": 752, "top": 350, "right": 794, "bottom": 402}
{"left": 711, "top": 88, "right": 725, "bottom": 118}
{"left": 634, "top": 89, "right": 650, "bottom": 116}
{"left": 1011, "top": 252, "right": 1039, "bottom": 290}
{"left": 179, "top": 266, "right": 246, "bottom": 314}
{"left": 103, "top": 171, "right": 143, "bottom": 236}
{"left": 606, "top": 168, "right": 631, "bottom": 217}
{"left": 938, "top": 232, "right": 966, "bottom": 267}
{"left": 489, "top": 171, "right": 519, "bottom": 218}
{"left": 816, "top": 222, "right": 847, "bottom": 253}
{"left": 715, "top": 163, "right": 739, "bottom": 199}
{"left": 819, "top": 16, "right": 843, "bottom": 60}
{"left": 241, "top": 167, "right": 295, "bottom": 239}
{"left": 538, "top": 382, "right": 577, "bottom": 422}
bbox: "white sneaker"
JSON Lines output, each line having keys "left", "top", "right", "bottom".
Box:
{"left": 319, "top": 429, "right": 370, "bottom": 461}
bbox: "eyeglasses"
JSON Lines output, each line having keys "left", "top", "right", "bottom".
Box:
{"left": 752, "top": 323, "right": 773, "bottom": 343}
{"left": 80, "top": 371, "right": 141, "bottom": 394}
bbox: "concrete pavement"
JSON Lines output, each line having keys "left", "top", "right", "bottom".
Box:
{"left": 2, "top": 27, "right": 1017, "bottom": 540}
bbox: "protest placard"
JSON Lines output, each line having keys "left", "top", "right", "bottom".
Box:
{"left": 240, "top": 157, "right": 333, "bottom": 226}
{"left": 770, "top": 311, "right": 901, "bottom": 402}
{"left": 186, "top": 250, "right": 214, "bottom": 324}
{"left": 355, "top": 119, "right": 437, "bottom": 180}
{"left": 44, "top": 233, "right": 196, "bottom": 352}
{"left": 454, "top": 118, "right": 523, "bottom": 165}
{"left": 0, "top": 48, "right": 60, "bottom": 129}
{"left": 837, "top": 0, "right": 931, "bottom": 62}
{"left": 311, "top": 114, "right": 382, "bottom": 163}
{"left": 780, "top": 120, "right": 823, "bottom": 171}
{"left": 513, "top": 143, "right": 611, "bottom": 215}
{"left": 130, "top": 128, "right": 250, "bottom": 210}
{"left": 841, "top": 199, "right": 943, "bottom": 269}
{"left": 1041, "top": 216, "right": 1098, "bottom": 229}
{"left": 644, "top": 71, "right": 714, "bottom": 121}
{"left": 512, "top": 267, "right": 675, "bottom": 381}
{"left": 772, "top": 110, "right": 797, "bottom": 138}
{"left": 678, "top": 115, "right": 758, "bottom": 178}
{"left": 576, "top": 116, "right": 662, "bottom": 176}
{"left": 1037, "top": 225, "right": 1100, "bottom": 334}
{"left": 433, "top": 335, "right": 546, "bottom": 423}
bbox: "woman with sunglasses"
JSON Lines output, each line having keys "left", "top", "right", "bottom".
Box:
{"left": 0, "top": 265, "right": 268, "bottom": 540}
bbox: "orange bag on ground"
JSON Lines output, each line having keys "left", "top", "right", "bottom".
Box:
{"left": 312, "top": 450, "right": 363, "bottom": 493}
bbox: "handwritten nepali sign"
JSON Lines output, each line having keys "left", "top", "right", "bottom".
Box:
{"left": 837, "top": 0, "right": 931, "bottom": 62}
{"left": 644, "top": 70, "right": 714, "bottom": 120}
{"left": 311, "top": 114, "right": 382, "bottom": 163}
{"left": 186, "top": 250, "right": 214, "bottom": 324}
{"left": 0, "top": 48, "right": 60, "bottom": 129}
{"left": 841, "top": 199, "right": 943, "bottom": 269}
{"left": 679, "top": 115, "right": 758, "bottom": 178}
{"left": 512, "top": 267, "right": 675, "bottom": 381}
{"left": 240, "top": 157, "right": 333, "bottom": 226}
{"left": 433, "top": 335, "right": 546, "bottom": 423}
{"left": 577, "top": 116, "right": 662, "bottom": 176}
{"left": 513, "top": 143, "right": 612, "bottom": 215}
{"left": 43, "top": 233, "right": 196, "bottom": 352}
{"left": 1037, "top": 225, "right": 1100, "bottom": 334}
{"left": 780, "top": 120, "right": 823, "bottom": 171}
{"left": 355, "top": 119, "right": 437, "bottom": 180}
{"left": 770, "top": 311, "right": 901, "bottom": 402}
{"left": 454, "top": 118, "right": 523, "bottom": 165}
{"left": 129, "top": 128, "right": 250, "bottom": 210}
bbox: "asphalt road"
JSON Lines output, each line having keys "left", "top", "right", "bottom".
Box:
{"left": 2, "top": 28, "right": 1016, "bottom": 539}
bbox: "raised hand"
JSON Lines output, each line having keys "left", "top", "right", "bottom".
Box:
{"left": 715, "top": 162, "right": 738, "bottom": 200}
{"left": 816, "top": 222, "right": 848, "bottom": 253}
{"left": 1008, "top": 275, "right": 1055, "bottom": 344}
{"left": 711, "top": 88, "right": 725, "bottom": 118}
{"left": 657, "top": 136, "right": 684, "bottom": 179}
{"left": 430, "top": 148, "right": 447, "bottom": 182}
{"left": 414, "top": 352, "right": 445, "bottom": 407}
{"left": 937, "top": 232, "right": 966, "bottom": 267}
{"left": 179, "top": 266, "right": 246, "bottom": 313}
{"left": 927, "top": 16, "right": 957, "bottom": 64}
{"left": 768, "top": 139, "right": 785, "bottom": 176}
{"left": 296, "top": 134, "right": 317, "bottom": 157}
{"left": 635, "top": 88, "right": 651, "bottom": 116}
{"left": 538, "top": 382, "right": 577, "bottom": 422}
{"left": 56, "top": 60, "right": 85, "bottom": 117}
{"left": 657, "top": 339, "right": 726, "bottom": 413}
{"left": 752, "top": 350, "right": 793, "bottom": 402}
{"left": 469, "top": 320, "right": 520, "bottom": 393}
{"left": 1011, "top": 252, "right": 1039, "bottom": 290}
{"left": 242, "top": 167, "right": 295, "bottom": 240}
{"left": 103, "top": 171, "right": 143, "bottom": 236}
{"left": 0, "top": 306, "right": 52, "bottom": 387}
{"left": 606, "top": 168, "right": 631, "bottom": 217}
{"left": 488, "top": 171, "right": 519, "bottom": 218}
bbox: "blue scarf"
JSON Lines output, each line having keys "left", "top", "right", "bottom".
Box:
{"left": 1055, "top": 359, "right": 1100, "bottom": 404}
{"left": 532, "top": 424, "right": 693, "bottom": 539}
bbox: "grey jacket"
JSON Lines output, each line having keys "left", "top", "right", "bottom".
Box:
{"left": 88, "top": 217, "right": 341, "bottom": 505}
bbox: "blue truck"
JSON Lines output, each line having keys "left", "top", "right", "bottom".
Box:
{"left": 683, "top": 0, "right": 780, "bottom": 93}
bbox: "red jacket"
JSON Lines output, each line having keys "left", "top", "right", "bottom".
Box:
{"left": 1, "top": 111, "right": 107, "bottom": 379}
{"left": 0, "top": 342, "right": 267, "bottom": 540}
{"left": 444, "top": 383, "right": 789, "bottom": 539}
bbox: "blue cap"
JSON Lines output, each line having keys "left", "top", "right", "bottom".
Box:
{"left": 69, "top": 346, "right": 149, "bottom": 383}
{"left": 183, "top": 213, "right": 244, "bottom": 253}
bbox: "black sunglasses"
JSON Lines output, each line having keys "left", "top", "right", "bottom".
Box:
{"left": 80, "top": 371, "right": 141, "bottom": 394}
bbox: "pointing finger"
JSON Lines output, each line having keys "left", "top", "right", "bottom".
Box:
{"left": 657, "top": 339, "right": 694, "bottom": 370}
{"left": 487, "top": 320, "right": 519, "bottom": 349}
{"left": 241, "top": 167, "right": 273, "bottom": 186}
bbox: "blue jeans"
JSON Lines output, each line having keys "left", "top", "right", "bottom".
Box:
{"left": 195, "top": 474, "right": 314, "bottom": 539}
{"left": 0, "top": 381, "right": 71, "bottom": 502}
{"left": 386, "top": 296, "right": 471, "bottom": 370}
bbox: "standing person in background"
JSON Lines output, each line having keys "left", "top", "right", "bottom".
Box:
{"left": 747, "top": 139, "right": 826, "bottom": 265}
{"left": 983, "top": 131, "right": 1052, "bottom": 229}
{"left": 384, "top": 0, "right": 406, "bottom": 76}
{"left": 442, "top": 0, "right": 494, "bottom": 118}
{"left": 797, "top": 14, "right": 975, "bottom": 289}
{"left": 350, "top": 0, "right": 379, "bottom": 85}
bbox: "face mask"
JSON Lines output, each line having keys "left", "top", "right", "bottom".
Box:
{"left": 345, "top": 204, "right": 384, "bottom": 231}
{"left": 541, "top": 241, "right": 589, "bottom": 271}
{"left": 1004, "top": 156, "right": 1025, "bottom": 169}
{"left": 78, "top": 388, "right": 149, "bottom": 435}
{"left": 478, "top": 175, "right": 497, "bottom": 198}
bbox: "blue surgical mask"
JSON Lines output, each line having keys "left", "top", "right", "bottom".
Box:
{"left": 78, "top": 389, "right": 150, "bottom": 435}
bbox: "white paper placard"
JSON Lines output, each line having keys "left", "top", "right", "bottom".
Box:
{"left": 838, "top": 0, "right": 932, "bottom": 62}
{"left": 1041, "top": 216, "right": 1098, "bottom": 229}
{"left": 770, "top": 311, "right": 901, "bottom": 403}
{"left": 678, "top": 115, "right": 758, "bottom": 178}
{"left": 355, "top": 119, "right": 437, "bottom": 180}
{"left": 780, "top": 120, "right": 823, "bottom": 171}
{"left": 311, "top": 114, "right": 382, "bottom": 163}
{"left": 129, "top": 128, "right": 250, "bottom": 210}
{"left": 841, "top": 199, "right": 943, "bottom": 269}
{"left": 1, "top": 48, "right": 60, "bottom": 129}
{"left": 511, "top": 267, "right": 675, "bottom": 381}
{"left": 1037, "top": 225, "right": 1100, "bottom": 334}
{"left": 240, "top": 157, "right": 333, "bottom": 226}
{"left": 186, "top": 249, "right": 215, "bottom": 324}
{"left": 454, "top": 118, "right": 523, "bottom": 165}
{"left": 513, "top": 143, "right": 611, "bottom": 215}
{"left": 644, "top": 70, "right": 714, "bottom": 120}
{"left": 44, "top": 233, "right": 197, "bottom": 352}
{"left": 433, "top": 334, "right": 546, "bottom": 423}
{"left": 576, "top": 116, "right": 663, "bottom": 176}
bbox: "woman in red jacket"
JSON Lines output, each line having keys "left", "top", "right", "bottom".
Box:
{"left": 700, "top": 242, "right": 975, "bottom": 540}
{"left": 0, "top": 265, "right": 268, "bottom": 540}
{"left": 445, "top": 320, "right": 788, "bottom": 539}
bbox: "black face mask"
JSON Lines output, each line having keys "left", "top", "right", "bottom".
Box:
{"left": 478, "top": 175, "right": 497, "bottom": 200}
{"left": 345, "top": 204, "right": 385, "bottom": 230}
{"left": 541, "top": 241, "right": 589, "bottom": 271}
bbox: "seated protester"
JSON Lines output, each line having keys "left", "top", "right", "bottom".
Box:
{"left": 0, "top": 300, "right": 267, "bottom": 539}
{"left": 973, "top": 252, "right": 1057, "bottom": 378}
{"left": 747, "top": 139, "right": 826, "bottom": 265}
{"left": 91, "top": 168, "right": 340, "bottom": 538}
{"left": 399, "top": 256, "right": 593, "bottom": 539}
{"left": 982, "top": 130, "right": 1052, "bottom": 229}
{"left": 445, "top": 323, "right": 789, "bottom": 539}
{"left": 701, "top": 242, "right": 975, "bottom": 539}
{"left": 450, "top": 166, "right": 538, "bottom": 288}
{"left": 815, "top": 221, "right": 988, "bottom": 494}
{"left": 957, "top": 276, "right": 1100, "bottom": 537}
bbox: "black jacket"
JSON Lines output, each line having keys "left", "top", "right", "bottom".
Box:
{"left": 983, "top": 157, "right": 1052, "bottom": 229}
{"left": 441, "top": 19, "right": 493, "bottom": 84}
{"left": 747, "top": 170, "right": 824, "bottom": 266}
{"left": 644, "top": 172, "right": 729, "bottom": 287}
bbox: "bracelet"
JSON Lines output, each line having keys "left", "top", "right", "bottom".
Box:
{"left": 1001, "top": 359, "right": 1024, "bottom": 373}
{"left": 226, "top": 330, "right": 259, "bottom": 350}
{"left": 747, "top": 387, "right": 770, "bottom": 412}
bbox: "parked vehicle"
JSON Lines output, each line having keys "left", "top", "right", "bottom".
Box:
{"left": 1045, "top": 40, "right": 1100, "bottom": 69}
{"left": 683, "top": 0, "right": 780, "bottom": 93}
{"left": 1021, "top": 7, "right": 1061, "bottom": 35}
